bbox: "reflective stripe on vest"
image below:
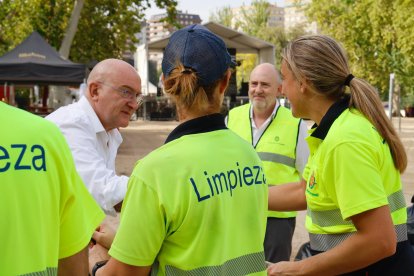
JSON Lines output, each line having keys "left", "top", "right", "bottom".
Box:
{"left": 21, "top": 267, "right": 57, "bottom": 276}
{"left": 308, "top": 190, "right": 406, "bottom": 228}
{"left": 310, "top": 224, "right": 407, "bottom": 252}
{"left": 308, "top": 190, "right": 407, "bottom": 251}
{"left": 163, "top": 251, "right": 266, "bottom": 275}
{"left": 257, "top": 152, "right": 296, "bottom": 169}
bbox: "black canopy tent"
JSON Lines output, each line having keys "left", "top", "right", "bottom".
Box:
{"left": 0, "top": 31, "right": 85, "bottom": 85}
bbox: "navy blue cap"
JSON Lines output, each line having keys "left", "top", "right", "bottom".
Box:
{"left": 162, "top": 24, "right": 235, "bottom": 86}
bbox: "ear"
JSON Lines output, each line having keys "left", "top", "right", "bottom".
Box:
{"left": 277, "top": 83, "right": 282, "bottom": 96}
{"left": 299, "top": 79, "right": 308, "bottom": 94}
{"left": 88, "top": 82, "right": 100, "bottom": 101}
{"left": 218, "top": 70, "right": 232, "bottom": 95}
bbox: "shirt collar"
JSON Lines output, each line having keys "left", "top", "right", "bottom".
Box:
{"left": 249, "top": 100, "right": 280, "bottom": 122}
{"left": 78, "top": 96, "right": 106, "bottom": 134}
{"left": 165, "top": 113, "right": 227, "bottom": 144}
{"left": 311, "top": 95, "right": 350, "bottom": 140}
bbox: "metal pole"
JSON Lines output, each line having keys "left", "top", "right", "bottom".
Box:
{"left": 143, "top": 100, "right": 147, "bottom": 121}
{"left": 388, "top": 73, "right": 395, "bottom": 120}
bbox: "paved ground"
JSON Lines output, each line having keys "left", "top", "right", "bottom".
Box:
{"left": 115, "top": 117, "right": 414, "bottom": 260}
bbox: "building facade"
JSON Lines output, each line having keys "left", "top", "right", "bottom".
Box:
{"left": 146, "top": 11, "right": 202, "bottom": 69}
{"left": 230, "top": 0, "right": 317, "bottom": 34}
{"left": 283, "top": 0, "right": 318, "bottom": 34}
{"left": 147, "top": 11, "right": 202, "bottom": 42}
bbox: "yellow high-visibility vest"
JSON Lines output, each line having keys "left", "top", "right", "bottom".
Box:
{"left": 228, "top": 103, "right": 302, "bottom": 218}
{"left": 304, "top": 109, "right": 407, "bottom": 251}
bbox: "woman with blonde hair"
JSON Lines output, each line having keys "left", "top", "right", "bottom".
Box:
{"left": 89, "top": 24, "right": 268, "bottom": 276}
{"left": 267, "top": 34, "right": 414, "bottom": 275}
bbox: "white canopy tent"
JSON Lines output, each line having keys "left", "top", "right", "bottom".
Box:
{"left": 148, "top": 22, "right": 275, "bottom": 63}
{"left": 136, "top": 22, "right": 275, "bottom": 95}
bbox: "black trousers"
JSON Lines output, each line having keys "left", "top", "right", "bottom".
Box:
{"left": 310, "top": 240, "right": 414, "bottom": 275}
{"left": 264, "top": 217, "right": 296, "bottom": 262}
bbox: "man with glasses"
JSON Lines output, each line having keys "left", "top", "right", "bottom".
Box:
{"left": 46, "top": 59, "right": 142, "bottom": 215}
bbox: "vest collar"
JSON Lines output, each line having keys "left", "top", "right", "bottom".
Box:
{"left": 165, "top": 113, "right": 227, "bottom": 144}
{"left": 311, "top": 95, "right": 350, "bottom": 140}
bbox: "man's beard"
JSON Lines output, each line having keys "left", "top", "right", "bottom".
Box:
{"left": 251, "top": 98, "right": 268, "bottom": 110}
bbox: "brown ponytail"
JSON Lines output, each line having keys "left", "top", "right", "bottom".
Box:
{"left": 163, "top": 63, "right": 227, "bottom": 115}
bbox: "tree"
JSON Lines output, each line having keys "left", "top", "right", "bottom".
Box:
{"left": 209, "top": 6, "right": 233, "bottom": 27}
{"left": 306, "top": 0, "right": 414, "bottom": 97}
{"left": 236, "top": 53, "right": 257, "bottom": 87}
{"left": 0, "top": 0, "right": 72, "bottom": 55}
{"left": 59, "top": 0, "right": 85, "bottom": 58}
{"left": 0, "top": 0, "right": 178, "bottom": 63}
{"left": 238, "top": 0, "right": 270, "bottom": 37}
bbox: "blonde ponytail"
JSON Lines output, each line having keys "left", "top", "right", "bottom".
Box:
{"left": 349, "top": 78, "right": 407, "bottom": 172}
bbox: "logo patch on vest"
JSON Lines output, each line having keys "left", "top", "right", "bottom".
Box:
{"left": 306, "top": 172, "right": 319, "bottom": 197}
{"left": 309, "top": 173, "right": 316, "bottom": 189}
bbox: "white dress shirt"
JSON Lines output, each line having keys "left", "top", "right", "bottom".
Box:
{"left": 46, "top": 97, "right": 128, "bottom": 215}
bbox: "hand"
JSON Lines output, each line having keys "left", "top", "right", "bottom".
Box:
{"left": 88, "top": 243, "right": 110, "bottom": 275}
{"left": 267, "top": 261, "right": 301, "bottom": 276}
{"left": 92, "top": 221, "right": 117, "bottom": 250}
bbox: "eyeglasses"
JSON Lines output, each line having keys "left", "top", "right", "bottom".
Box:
{"left": 98, "top": 81, "right": 143, "bottom": 106}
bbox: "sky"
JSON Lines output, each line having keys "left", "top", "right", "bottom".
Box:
{"left": 145, "top": 0, "right": 286, "bottom": 22}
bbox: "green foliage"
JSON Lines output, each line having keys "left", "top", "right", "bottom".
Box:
{"left": 0, "top": 0, "right": 177, "bottom": 63}
{"left": 306, "top": 0, "right": 414, "bottom": 97}
{"left": 14, "top": 87, "right": 30, "bottom": 98}
{"left": 0, "top": 0, "right": 70, "bottom": 54}
{"left": 257, "top": 24, "right": 306, "bottom": 68}
{"left": 236, "top": 53, "right": 257, "bottom": 86}
{"left": 402, "top": 94, "right": 414, "bottom": 108}
{"left": 238, "top": 0, "right": 270, "bottom": 37}
{"left": 209, "top": 6, "right": 233, "bottom": 27}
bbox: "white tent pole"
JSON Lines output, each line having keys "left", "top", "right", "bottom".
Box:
{"left": 388, "top": 73, "right": 395, "bottom": 119}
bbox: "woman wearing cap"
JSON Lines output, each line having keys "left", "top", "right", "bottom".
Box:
{"left": 89, "top": 24, "right": 268, "bottom": 275}
{"left": 267, "top": 34, "right": 414, "bottom": 275}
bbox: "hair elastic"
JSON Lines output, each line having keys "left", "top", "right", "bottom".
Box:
{"left": 344, "top": 74, "right": 354, "bottom": 87}
{"left": 181, "top": 68, "right": 193, "bottom": 74}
